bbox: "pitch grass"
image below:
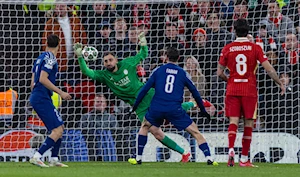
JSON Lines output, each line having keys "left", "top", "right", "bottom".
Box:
{"left": 1, "top": 162, "right": 300, "bottom": 177}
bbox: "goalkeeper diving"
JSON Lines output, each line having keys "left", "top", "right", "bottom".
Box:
{"left": 74, "top": 32, "right": 217, "bottom": 165}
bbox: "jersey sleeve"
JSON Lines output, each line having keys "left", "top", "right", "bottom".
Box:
{"left": 78, "top": 57, "right": 104, "bottom": 83}
{"left": 184, "top": 71, "right": 205, "bottom": 112}
{"left": 219, "top": 47, "right": 228, "bottom": 67}
{"left": 122, "top": 46, "right": 148, "bottom": 66}
{"left": 132, "top": 68, "right": 156, "bottom": 111}
{"left": 41, "top": 54, "right": 56, "bottom": 74}
{"left": 256, "top": 44, "right": 268, "bottom": 63}
{"left": 32, "top": 59, "right": 37, "bottom": 73}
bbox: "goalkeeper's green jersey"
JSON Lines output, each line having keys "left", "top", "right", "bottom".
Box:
{"left": 78, "top": 46, "right": 150, "bottom": 106}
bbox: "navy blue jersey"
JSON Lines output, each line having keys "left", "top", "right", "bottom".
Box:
{"left": 31, "top": 51, "right": 58, "bottom": 99}
{"left": 134, "top": 63, "right": 205, "bottom": 112}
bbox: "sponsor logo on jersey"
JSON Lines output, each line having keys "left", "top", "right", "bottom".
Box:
{"left": 114, "top": 76, "right": 130, "bottom": 86}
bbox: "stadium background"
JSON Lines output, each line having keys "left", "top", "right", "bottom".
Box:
{"left": 0, "top": 0, "right": 299, "bottom": 163}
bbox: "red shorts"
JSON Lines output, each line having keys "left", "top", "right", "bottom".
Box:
{"left": 225, "top": 95, "right": 257, "bottom": 119}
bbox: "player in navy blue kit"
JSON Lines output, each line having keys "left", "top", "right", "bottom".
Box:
{"left": 132, "top": 47, "right": 218, "bottom": 165}
{"left": 29, "top": 34, "right": 71, "bottom": 168}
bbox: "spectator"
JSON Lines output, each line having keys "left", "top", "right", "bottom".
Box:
{"left": 255, "top": 21, "right": 278, "bottom": 52}
{"left": 95, "top": 21, "right": 113, "bottom": 59}
{"left": 189, "top": 0, "right": 212, "bottom": 29}
{"left": 220, "top": 0, "right": 234, "bottom": 21}
{"left": 261, "top": 0, "right": 295, "bottom": 43}
{"left": 0, "top": 65, "right": 18, "bottom": 128}
{"left": 128, "top": 26, "right": 139, "bottom": 56}
{"left": 154, "top": 23, "right": 185, "bottom": 65}
{"left": 206, "top": 13, "right": 233, "bottom": 48}
{"left": 110, "top": 18, "right": 130, "bottom": 59}
{"left": 191, "top": 27, "right": 221, "bottom": 83}
{"left": 293, "top": 1, "right": 300, "bottom": 35}
{"left": 165, "top": 3, "right": 185, "bottom": 40}
{"left": 132, "top": 3, "right": 151, "bottom": 28}
{"left": 84, "top": 2, "right": 116, "bottom": 44}
{"left": 230, "top": 0, "right": 256, "bottom": 33}
{"left": 282, "top": 0, "right": 297, "bottom": 20}
{"left": 80, "top": 94, "right": 118, "bottom": 129}
{"left": 183, "top": 55, "right": 206, "bottom": 100}
{"left": 136, "top": 20, "right": 150, "bottom": 37}
{"left": 42, "top": 2, "right": 87, "bottom": 74}
{"left": 281, "top": 33, "right": 299, "bottom": 65}
{"left": 250, "top": 0, "right": 269, "bottom": 23}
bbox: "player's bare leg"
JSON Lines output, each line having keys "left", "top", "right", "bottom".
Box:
{"left": 30, "top": 125, "right": 68, "bottom": 168}
{"left": 239, "top": 119, "right": 257, "bottom": 167}
{"left": 185, "top": 122, "right": 218, "bottom": 165}
{"left": 228, "top": 117, "right": 239, "bottom": 167}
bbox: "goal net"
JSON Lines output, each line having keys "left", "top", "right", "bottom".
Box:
{"left": 0, "top": 0, "right": 299, "bottom": 163}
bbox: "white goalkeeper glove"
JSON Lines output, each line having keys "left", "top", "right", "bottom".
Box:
{"left": 138, "top": 32, "right": 147, "bottom": 46}
{"left": 73, "top": 42, "right": 83, "bottom": 57}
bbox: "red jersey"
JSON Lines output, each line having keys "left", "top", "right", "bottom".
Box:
{"left": 219, "top": 37, "right": 268, "bottom": 97}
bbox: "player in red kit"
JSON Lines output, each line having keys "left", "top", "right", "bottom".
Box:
{"left": 217, "top": 19, "right": 285, "bottom": 167}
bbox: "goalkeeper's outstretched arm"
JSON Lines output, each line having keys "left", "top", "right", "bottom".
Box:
{"left": 123, "top": 32, "right": 149, "bottom": 66}
{"left": 74, "top": 43, "right": 97, "bottom": 80}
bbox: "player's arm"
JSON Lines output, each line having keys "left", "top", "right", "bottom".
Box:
{"left": 217, "top": 64, "right": 228, "bottom": 82}
{"left": 73, "top": 43, "right": 101, "bottom": 81}
{"left": 261, "top": 60, "right": 285, "bottom": 95}
{"left": 39, "top": 71, "right": 71, "bottom": 100}
{"left": 217, "top": 48, "right": 228, "bottom": 81}
{"left": 30, "top": 73, "right": 35, "bottom": 91}
{"left": 123, "top": 32, "right": 148, "bottom": 66}
{"left": 132, "top": 71, "right": 156, "bottom": 112}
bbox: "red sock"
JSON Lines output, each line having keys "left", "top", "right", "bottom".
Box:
{"left": 242, "top": 126, "right": 253, "bottom": 156}
{"left": 228, "top": 124, "right": 238, "bottom": 149}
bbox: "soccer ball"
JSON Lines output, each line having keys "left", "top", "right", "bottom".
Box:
{"left": 82, "top": 46, "right": 98, "bottom": 61}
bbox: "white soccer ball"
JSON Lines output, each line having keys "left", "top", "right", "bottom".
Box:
{"left": 82, "top": 46, "right": 98, "bottom": 61}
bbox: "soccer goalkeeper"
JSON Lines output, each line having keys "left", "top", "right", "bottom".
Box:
{"left": 74, "top": 33, "right": 211, "bottom": 164}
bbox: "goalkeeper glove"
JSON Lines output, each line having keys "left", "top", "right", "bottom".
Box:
{"left": 138, "top": 32, "right": 147, "bottom": 46}
{"left": 73, "top": 42, "right": 83, "bottom": 57}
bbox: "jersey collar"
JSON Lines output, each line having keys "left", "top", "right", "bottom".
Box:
{"left": 235, "top": 37, "right": 249, "bottom": 42}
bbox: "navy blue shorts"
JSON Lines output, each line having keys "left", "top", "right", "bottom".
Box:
{"left": 30, "top": 96, "right": 63, "bottom": 131}
{"left": 145, "top": 107, "right": 193, "bottom": 131}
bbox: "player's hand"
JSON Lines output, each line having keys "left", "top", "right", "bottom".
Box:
{"left": 199, "top": 111, "right": 211, "bottom": 121}
{"left": 138, "top": 32, "right": 147, "bottom": 46}
{"left": 73, "top": 42, "right": 83, "bottom": 57}
{"left": 280, "top": 83, "right": 286, "bottom": 96}
{"left": 60, "top": 91, "right": 72, "bottom": 100}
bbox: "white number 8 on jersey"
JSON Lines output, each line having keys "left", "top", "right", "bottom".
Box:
{"left": 235, "top": 54, "right": 247, "bottom": 75}
{"left": 165, "top": 75, "right": 175, "bottom": 93}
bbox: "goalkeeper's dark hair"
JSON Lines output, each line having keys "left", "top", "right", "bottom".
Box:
{"left": 166, "top": 47, "right": 180, "bottom": 62}
{"left": 47, "top": 34, "right": 60, "bottom": 48}
{"left": 103, "top": 51, "right": 117, "bottom": 58}
{"left": 234, "top": 19, "right": 249, "bottom": 37}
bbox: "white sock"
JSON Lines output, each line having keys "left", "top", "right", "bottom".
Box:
{"left": 228, "top": 148, "right": 235, "bottom": 154}
{"left": 240, "top": 155, "right": 248, "bottom": 163}
{"left": 206, "top": 156, "right": 213, "bottom": 161}
{"left": 183, "top": 150, "right": 189, "bottom": 155}
{"left": 51, "top": 157, "right": 59, "bottom": 162}
{"left": 136, "top": 155, "right": 142, "bottom": 161}
{"left": 33, "top": 152, "right": 42, "bottom": 159}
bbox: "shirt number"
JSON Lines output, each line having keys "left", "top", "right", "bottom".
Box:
{"left": 164, "top": 75, "right": 175, "bottom": 93}
{"left": 236, "top": 54, "right": 247, "bottom": 75}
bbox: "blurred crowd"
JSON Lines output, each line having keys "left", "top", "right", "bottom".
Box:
{"left": 0, "top": 0, "right": 299, "bottom": 136}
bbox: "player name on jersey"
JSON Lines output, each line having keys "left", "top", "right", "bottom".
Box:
{"left": 229, "top": 45, "right": 252, "bottom": 52}
{"left": 166, "top": 68, "right": 178, "bottom": 75}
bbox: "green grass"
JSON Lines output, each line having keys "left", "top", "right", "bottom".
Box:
{"left": 1, "top": 162, "right": 300, "bottom": 177}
